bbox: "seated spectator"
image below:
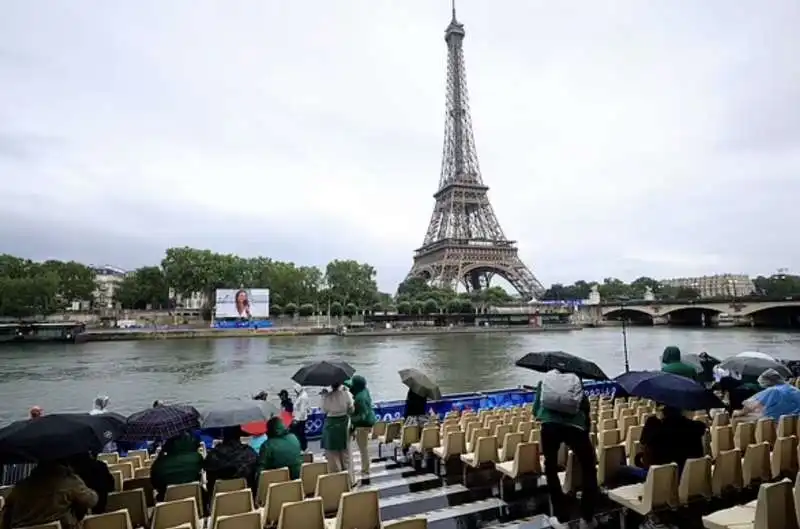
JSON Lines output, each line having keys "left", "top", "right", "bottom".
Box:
{"left": 632, "top": 406, "right": 705, "bottom": 479}
{"left": 735, "top": 368, "right": 800, "bottom": 421}
{"left": 0, "top": 462, "right": 97, "bottom": 529}
{"left": 150, "top": 432, "right": 204, "bottom": 502}
{"left": 204, "top": 427, "right": 258, "bottom": 495}
{"left": 717, "top": 377, "right": 760, "bottom": 413}
{"left": 67, "top": 453, "right": 114, "bottom": 515}
{"left": 258, "top": 417, "right": 302, "bottom": 480}
{"left": 660, "top": 346, "right": 697, "bottom": 380}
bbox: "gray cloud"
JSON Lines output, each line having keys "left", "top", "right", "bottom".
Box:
{"left": 1, "top": 0, "right": 798, "bottom": 292}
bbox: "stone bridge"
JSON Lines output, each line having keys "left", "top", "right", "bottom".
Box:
{"left": 600, "top": 300, "right": 800, "bottom": 326}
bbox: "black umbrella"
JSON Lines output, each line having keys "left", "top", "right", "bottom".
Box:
{"left": 292, "top": 361, "right": 355, "bottom": 387}
{"left": 120, "top": 404, "right": 200, "bottom": 441}
{"left": 515, "top": 351, "right": 608, "bottom": 381}
{"left": 683, "top": 352, "right": 721, "bottom": 382}
{"left": 615, "top": 371, "right": 725, "bottom": 411}
{"left": 200, "top": 400, "right": 279, "bottom": 429}
{"left": 0, "top": 412, "right": 126, "bottom": 463}
{"left": 399, "top": 368, "right": 442, "bottom": 400}
{"left": 716, "top": 356, "right": 791, "bottom": 384}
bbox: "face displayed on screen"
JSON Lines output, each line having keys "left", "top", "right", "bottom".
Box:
{"left": 235, "top": 289, "right": 251, "bottom": 318}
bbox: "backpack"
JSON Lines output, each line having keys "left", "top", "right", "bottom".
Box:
{"left": 540, "top": 370, "right": 584, "bottom": 415}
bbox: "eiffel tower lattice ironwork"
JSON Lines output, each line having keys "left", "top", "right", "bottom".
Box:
{"left": 406, "top": 4, "right": 545, "bottom": 301}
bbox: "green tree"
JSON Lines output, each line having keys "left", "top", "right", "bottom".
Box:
{"left": 397, "top": 301, "right": 412, "bottom": 315}
{"left": 0, "top": 273, "right": 60, "bottom": 318}
{"left": 284, "top": 302, "right": 298, "bottom": 316}
{"left": 330, "top": 301, "right": 343, "bottom": 317}
{"left": 114, "top": 267, "right": 169, "bottom": 310}
{"left": 299, "top": 303, "right": 314, "bottom": 316}
{"left": 423, "top": 298, "right": 439, "bottom": 314}
{"left": 753, "top": 274, "right": 800, "bottom": 298}
{"left": 629, "top": 276, "right": 661, "bottom": 297}
{"left": 325, "top": 260, "right": 379, "bottom": 308}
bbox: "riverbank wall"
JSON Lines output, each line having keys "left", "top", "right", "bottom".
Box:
{"left": 83, "top": 324, "right": 582, "bottom": 342}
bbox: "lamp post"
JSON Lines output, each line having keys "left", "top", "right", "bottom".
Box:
{"left": 618, "top": 295, "right": 630, "bottom": 373}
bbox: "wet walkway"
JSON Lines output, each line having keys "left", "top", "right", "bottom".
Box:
{"left": 309, "top": 439, "right": 613, "bottom": 529}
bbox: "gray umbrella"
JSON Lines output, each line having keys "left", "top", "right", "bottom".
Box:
{"left": 200, "top": 400, "right": 279, "bottom": 429}
{"left": 716, "top": 356, "right": 792, "bottom": 384}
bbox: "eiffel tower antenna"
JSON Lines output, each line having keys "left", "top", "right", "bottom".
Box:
{"left": 405, "top": 4, "right": 545, "bottom": 301}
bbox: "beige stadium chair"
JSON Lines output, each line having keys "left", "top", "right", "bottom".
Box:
{"left": 122, "top": 477, "right": 154, "bottom": 507}
{"left": 110, "top": 470, "right": 123, "bottom": 492}
{"left": 133, "top": 467, "right": 150, "bottom": 479}
{"left": 105, "top": 488, "right": 148, "bottom": 529}
{"left": 107, "top": 462, "right": 134, "bottom": 480}
{"left": 498, "top": 432, "right": 523, "bottom": 463}
{"left": 150, "top": 497, "right": 200, "bottom": 529}
{"left": 735, "top": 422, "right": 756, "bottom": 452}
{"left": 211, "top": 477, "right": 247, "bottom": 498}
{"left": 117, "top": 456, "right": 141, "bottom": 470}
{"left": 164, "top": 482, "right": 204, "bottom": 518}
{"left": 558, "top": 450, "right": 583, "bottom": 495}
{"left": 702, "top": 478, "right": 796, "bottom": 529}
{"left": 324, "top": 489, "right": 380, "bottom": 529}
{"left": 771, "top": 436, "right": 798, "bottom": 479}
{"left": 98, "top": 453, "right": 120, "bottom": 464}
{"left": 214, "top": 511, "right": 262, "bottom": 529}
{"left": 756, "top": 418, "right": 777, "bottom": 448}
{"left": 460, "top": 435, "right": 498, "bottom": 486}
{"left": 778, "top": 415, "right": 797, "bottom": 438}
{"left": 301, "top": 462, "right": 328, "bottom": 497}
{"left": 257, "top": 468, "right": 291, "bottom": 507}
{"left": 495, "top": 442, "right": 541, "bottom": 500}
{"left": 83, "top": 509, "right": 133, "bottom": 529}
{"left": 302, "top": 453, "right": 314, "bottom": 464}
{"left": 607, "top": 463, "right": 679, "bottom": 517}
{"left": 393, "top": 425, "right": 421, "bottom": 459}
{"left": 264, "top": 480, "right": 304, "bottom": 528}
{"left": 432, "top": 430, "right": 465, "bottom": 476}
{"left": 315, "top": 471, "right": 350, "bottom": 515}
{"left": 678, "top": 456, "right": 712, "bottom": 505}
{"left": 743, "top": 442, "right": 772, "bottom": 488}
{"left": 277, "top": 497, "right": 325, "bottom": 529}
{"left": 377, "top": 422, "right": 402, "bottom": 458}
{"left": 711, "top": 425, "right": 734, "bottom": 458}
{"left": 208, "top": 489, "right": 255, "bottom": 529}
{"left": 711, "top": 448, "right": 744, "bottom": 498}
{"left": 597, "top": 444, "right": 626, "bottom": 488}
{"left": 409, "top": 426, "right": 440, "bottom": 459}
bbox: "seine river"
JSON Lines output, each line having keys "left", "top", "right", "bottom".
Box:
{"left": 2, "top": 327, "right": 800, "bottom": 424}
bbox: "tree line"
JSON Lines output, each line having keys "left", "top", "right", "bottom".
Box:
{"left": 2, "top": 249, "right": 799, "bottom": 318}
{"left": 0, "top": 255, "right": 97, "bottom": 318}
{"left": 541, "top": 275, "right": 800, "bottom": 302}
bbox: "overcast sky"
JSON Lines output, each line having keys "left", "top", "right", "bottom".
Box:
{"left": 1, "top": 1, "right": 798, "bottom": 292}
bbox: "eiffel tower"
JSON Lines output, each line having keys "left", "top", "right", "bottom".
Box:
{"left": 406, "top": 3, "right": 545, "bottom": 301}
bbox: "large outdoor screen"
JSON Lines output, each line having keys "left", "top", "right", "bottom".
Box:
{"left": 214, "top": 288, "right": 270, "bottom": 319}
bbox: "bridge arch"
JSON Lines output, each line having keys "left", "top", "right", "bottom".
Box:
{"left": 603, "top": 308, "right": 655, "bottom": 324}
{"left": 738, "top": 302, "right": 800, "bottom": 317}
{"left": 659, "top": 305, "right": 725, "bottom": 317}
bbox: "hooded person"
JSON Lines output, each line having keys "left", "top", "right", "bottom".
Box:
{"left": 150, "top": 432, "right": 204, "bottom": 502}
{"left": 291, "top": 384, "right": 310, "bottom": 451}
{"left": 89, "top": 396, "right": 109, "bottom": 415}
{"left": 660, "top": 346, "right": 697, "bottom": 380}
{"left": 204, "top": 427, "right": 258, "bottom": 496}
{"left": 349, "top": 375, "right": 377, "bottom": 477}
{"left": 257, "top": 417, "right": 302, "bottom": 479}
{"left": 736, "top": 368, "right": 800, "bottom": 421}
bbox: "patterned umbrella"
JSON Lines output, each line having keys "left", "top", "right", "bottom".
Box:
{"left": 120, "top": 404, "right": 200, "bottom": 441}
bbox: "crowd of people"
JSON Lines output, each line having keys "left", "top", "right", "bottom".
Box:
{"left": 4, "top": 346, "right": 800, "bottom": 529}
{"left": 0, "top": 376, "right": 432, "bottom": 529}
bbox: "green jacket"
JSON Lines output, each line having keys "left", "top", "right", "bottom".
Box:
{"left": 349, "top": 375, "right": 377, "bottom": 428}
{"left": 150, "top": 434, "right": 203, "bottom": 494}
{"left": 258, "top": 419, "right": 302, "bottom": 480}
{"left": 533, "top": 381, "right": 590, "bottom": 431}
{"left": 661, "top": 345, "right": 697, "bottom": 380}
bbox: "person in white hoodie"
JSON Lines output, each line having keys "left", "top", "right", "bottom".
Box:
{"left": 89, "top": 396, "right": 109, "bottom": 415}
{"left": 291, "top": 384, "right": 310, "bottom": 451}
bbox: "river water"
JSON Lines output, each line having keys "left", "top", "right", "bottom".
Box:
{"left": 2, "top": 327, "right": 799, "bottom": 424}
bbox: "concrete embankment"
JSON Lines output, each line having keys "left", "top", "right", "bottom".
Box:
{"left": 84, "top": 324, "right": 581, "bottom": 342}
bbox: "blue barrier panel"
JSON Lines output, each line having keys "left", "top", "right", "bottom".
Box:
{"left": 212, "top": 320, "right": 274, "bottom": 329}
{"left": 303, "top": 381, "right": 620, "bottom": 439}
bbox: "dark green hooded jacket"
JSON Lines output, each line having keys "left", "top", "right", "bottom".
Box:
{"left": 349, "top": 375, "right": 377, "bottom": 428}
{"left": 150, "top": 433, "right": 203, "bottom": 498}
{"left": 258, "top": 417, "right": 302, "bottom": 479}
{"left": 661, "top": 345, "right": 697, "bottom": 380}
